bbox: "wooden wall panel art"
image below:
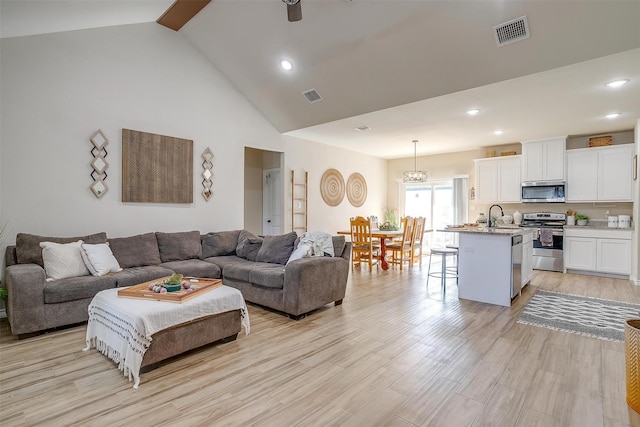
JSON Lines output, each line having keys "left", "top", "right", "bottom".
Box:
{"left": 122, "top": 129, "right": 193, "bottom": 203}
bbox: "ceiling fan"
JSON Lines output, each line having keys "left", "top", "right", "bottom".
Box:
{"left": 282, "top": 0, "right": 302, "bottom": 22}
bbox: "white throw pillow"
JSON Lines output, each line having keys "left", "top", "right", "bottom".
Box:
{"left": 80, "top": 242, "right": 122, "bottom": 276}
{"left": 40, "top": 240, "right": 91, "bottom": 282}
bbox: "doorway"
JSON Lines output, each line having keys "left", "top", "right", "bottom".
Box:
{"left": 244, "top": 148, "right": 284, "bottom": 235}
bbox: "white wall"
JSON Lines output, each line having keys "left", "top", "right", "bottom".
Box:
{"left": 284, "top": 136, "right": 387, "bottom": 234}
{"left": 0, "top": 23, "right": 386, "bottom": 270}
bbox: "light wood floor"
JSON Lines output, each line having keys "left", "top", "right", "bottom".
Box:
{"left": 2, "top": 266, "right": 640, "bottom": 426}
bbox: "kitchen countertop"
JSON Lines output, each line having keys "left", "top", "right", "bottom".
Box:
{"left": 564, "top": 224, "right": 634, "bottom": 230}
{"left": 442, "top": 226, "right": 532, "bottom": 235}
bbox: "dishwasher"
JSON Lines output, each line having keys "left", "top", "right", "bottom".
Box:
{"left": 511, "top": 234, "right": 523, "bottom": 298}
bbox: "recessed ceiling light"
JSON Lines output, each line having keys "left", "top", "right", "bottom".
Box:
{"left": 354, "top": 125, "right": 371, "bottom": 132}
{"left": 605, "top": 113, "right": 621, "bottom": 119}
{"left": 605, "top": 79, "right": 629, "bottom": 88}
{"left": 466, "top": 109, "right": 480, "bottom": 116}
{"left": 494, "top": 129, "right": 504, "bottom": 135}
{"left": 280, "top": 59, "right": 293, "bottom": 71}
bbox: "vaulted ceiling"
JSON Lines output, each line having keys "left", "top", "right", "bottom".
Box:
{"left": 2, "top": 0, "right": 639, "bottom": 159}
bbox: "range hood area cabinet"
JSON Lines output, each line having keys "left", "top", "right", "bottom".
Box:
{"left": 521, "top": 137, "right": 566, "bottom": 182}
{"left": 566, "top": 144, "right": 635, "bottom": 202}
{"left": 474, "top": 155, "right": 521, "bottom": 203}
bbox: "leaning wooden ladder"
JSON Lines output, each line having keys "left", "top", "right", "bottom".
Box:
{"left": 291, "top": 170, "right": 308, "bottom": 234}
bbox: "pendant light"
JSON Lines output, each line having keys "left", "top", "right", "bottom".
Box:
{"left": 403, "top": 140, "right": 429, "bottom": 183}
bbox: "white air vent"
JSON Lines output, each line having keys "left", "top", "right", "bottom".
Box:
{"left": 302, "top": 89, "right": 323, "bottom": 103}
{"left": 493, "top": 16, "right": 530, "bottom": 47}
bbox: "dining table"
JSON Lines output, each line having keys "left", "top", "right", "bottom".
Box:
{"left": 337, "top": 229, "right": 404, "bottom": 270}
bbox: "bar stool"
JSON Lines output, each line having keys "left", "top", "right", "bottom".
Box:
{"left": 446, "top": 244, "right": 459, "bottom": 282}
{"left": 427, "top": 247, "right": 458, "bottom": 296}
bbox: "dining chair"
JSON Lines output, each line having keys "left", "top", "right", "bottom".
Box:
{"left": 411, "top": 216, "right": 426, "bottom": 266}
{"left": 387, "top": 216, "right": 415, "bottom": 270}
{"left": 350, "top": 216, "right": 380, "bottom": 271}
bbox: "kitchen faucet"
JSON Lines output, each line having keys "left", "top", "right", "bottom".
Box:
{"left": 488, "top": 204, "right": 504, "bottom": 228}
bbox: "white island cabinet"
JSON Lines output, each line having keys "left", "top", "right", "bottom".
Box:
{"left": 444, "top": 228, "right": 532, "bottom": 307}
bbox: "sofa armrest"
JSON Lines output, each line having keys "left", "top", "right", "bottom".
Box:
{"left": 5, "top": 264, "right": 48, "bottom": 336}
{"left": 283, "top": 255, "right": 349, "bottom": 316}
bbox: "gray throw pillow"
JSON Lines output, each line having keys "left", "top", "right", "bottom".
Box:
{"left": 236, "top": 230, "right": 263, "bottom": 261}
{"left": 156, "top": 231, "right": 202, "bottom": 262}
{"left": 16, "top": 232, "right": 107, "bottom": 267}
{"left": 256, "top": 232, "right": 298, "bottom": 265}
{"left": 108, "top": 232, "right": 161, "bottom": 268}
{"left": 202, "top": 230, "right": 241, "bottom": 258}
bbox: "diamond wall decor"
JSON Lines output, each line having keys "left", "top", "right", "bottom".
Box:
{"left": 90, "top": 129, "right": 109, "bottom": 198}
{"left": 202, "top": 147, "right": 214, "bottom": 201}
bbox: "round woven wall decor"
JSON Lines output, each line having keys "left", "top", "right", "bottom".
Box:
{"left": 320, "top": 168, "right": 345, "bottom": 206}
{"left": 347, "top": 172, "right": 367, "bottom": 207}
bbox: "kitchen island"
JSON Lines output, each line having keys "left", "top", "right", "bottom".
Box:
{"left": 442, "top": 226, "right": 533, "bottom": 307}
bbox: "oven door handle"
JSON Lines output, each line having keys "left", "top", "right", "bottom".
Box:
{"left": 552, "top": 231, "right": 564, "bottom": 236}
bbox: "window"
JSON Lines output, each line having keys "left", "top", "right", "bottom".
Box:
{"left": 401, "top": 177, "right": 468, "bottom": 251}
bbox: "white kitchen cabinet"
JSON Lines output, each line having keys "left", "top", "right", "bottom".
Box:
{"left": 522, "top": 137, "right": 565, "bottom": 182}
{"left": 474, "top": 155, "right": 521, "bottom": 203}
{"left": 566, "top": 144, "right": 634, "bottom": 202}
{"left": 598, "top": 145, "right": 634, "bottom": 201}
{"left": 564, "top": 236, "right": 597, "bottom": 271}
{"left": 564, "top": 228, "right": 632, "bottom": 276}
{"left": 597, "top": 238, "right": 632, "bottom": 275}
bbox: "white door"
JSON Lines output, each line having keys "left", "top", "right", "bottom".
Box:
{"left": 263, "top": 169, "right": 282, "bottom": 235}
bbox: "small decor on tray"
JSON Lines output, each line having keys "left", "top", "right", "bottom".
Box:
{"left": 147, "top": 274, "right": 197, "bottom": 293}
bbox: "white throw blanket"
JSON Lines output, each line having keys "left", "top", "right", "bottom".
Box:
{"left": 298, "top": 231, "right": 335, "bottom": 257}
{"left": 83, "top": 285, "right": 249, "bottom": 388}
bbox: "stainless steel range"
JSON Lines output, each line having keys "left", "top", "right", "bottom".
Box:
{"left": 521, "top": 212, "right": 566, "bottom": 272}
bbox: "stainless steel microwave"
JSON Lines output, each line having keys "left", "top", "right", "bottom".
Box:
{"left": 521, "top": 181, "right": 565, "bottom": 203}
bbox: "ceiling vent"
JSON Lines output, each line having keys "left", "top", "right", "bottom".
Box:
{"left": 302, "top": 89, "right": 323, "bottom": 103}
{"left": 493, "top": 16, "right": 530, "bottom": 47}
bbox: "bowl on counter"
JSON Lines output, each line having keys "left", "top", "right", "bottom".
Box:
{"left": 502, "top": 215, "right": 513, "bottom": 224}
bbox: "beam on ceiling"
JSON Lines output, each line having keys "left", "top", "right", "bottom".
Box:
{"left": 157, "top": 0, "right": 211, "bottom": 31}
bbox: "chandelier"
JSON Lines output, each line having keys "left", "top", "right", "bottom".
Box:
{"left": 403, "top": 140, "right": 429, "bottom": 183}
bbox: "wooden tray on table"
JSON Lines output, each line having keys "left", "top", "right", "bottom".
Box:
{"left": 117, "top": 277, "right": 222, "bottom": 303}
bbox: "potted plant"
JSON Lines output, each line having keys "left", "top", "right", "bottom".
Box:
{"left": 575, "top": 214, "right": 589, "bottom": 226}
{"left": 379, "top": 208, "right": 399, "bottom": 231}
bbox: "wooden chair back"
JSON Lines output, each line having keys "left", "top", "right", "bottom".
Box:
{"left": 350, "top": 216, "right": 374, "bottom": 247}
{"left": 413, "top": 216, "right": 426, "bottom": 245}
{"left": 401, "top": 216, "right": 415, "bottom": 247}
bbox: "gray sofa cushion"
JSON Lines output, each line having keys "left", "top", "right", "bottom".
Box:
{"left": 332, "top": 235, "right": 347, "bottom": 258}
{"left": 256, "top": 232, "right": 297, "bottom": 265}
{"left": 109, "top": 233, "right": 161, "bottom": 268}
{"left": 236, "top": 230, "right": 263, "bottom": 261}
{"left": 16, "top": 232, "right": 107, "bottom": 267}
{"left": 156, "top": 231, "right": 202, "bottom": 262}
{"left": 249, "top": 264, "right": 285, "bottom": 289}
{"left": 221, "top": 260, "right": 284, "bottom": 289}
{"left": 159, "top": 259, "right": 221, "bottom": 279}
{"left": 111, "top": 266, "right": 174, "bottom": 288}
{"left": 202, "top": 230, "right": 241, "bottom": 258}
{"left": 44, "top": 275, "right": 116, "bottom": 304}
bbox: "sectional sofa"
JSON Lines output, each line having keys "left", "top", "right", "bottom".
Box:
{"left": 4, "top": 230, "right": 350, "bottom": 338}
